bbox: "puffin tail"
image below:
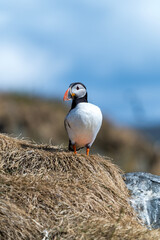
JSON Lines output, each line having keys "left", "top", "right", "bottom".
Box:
{"left": 68, "top": 140, "right": 83, "bottom": 151}
{"left": 68, "top": 140, "right": 74, "bottom": 151}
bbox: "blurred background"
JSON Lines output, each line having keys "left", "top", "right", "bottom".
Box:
{"left": 0, "top": 0, "right": 160, "bottom": 174}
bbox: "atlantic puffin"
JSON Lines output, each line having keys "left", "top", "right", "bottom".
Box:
{"left": 63, "top": 82, "right": 102, "bottom": 155}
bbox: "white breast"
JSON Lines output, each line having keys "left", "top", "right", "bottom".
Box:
{"left": 65, "top": 103, "right": 102, "bottom": 148}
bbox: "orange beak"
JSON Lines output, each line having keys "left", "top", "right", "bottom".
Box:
{"left": 63, "top": 88, "right": 71, "bottom": 101}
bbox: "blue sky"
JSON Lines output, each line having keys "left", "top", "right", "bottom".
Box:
{"left": 0, "top": 0, "right": 160, "bottom": 126}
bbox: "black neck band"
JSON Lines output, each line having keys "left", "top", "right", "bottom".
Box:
{"left": 71, "top": 93, "right": 88, "bottom": 110}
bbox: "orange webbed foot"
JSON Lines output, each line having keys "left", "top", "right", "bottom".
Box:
{"left": 86, "top": 147, "right": 90, "bottom": 156}
{"left": 73, "top": 144, "right": 77, "bottom": 154}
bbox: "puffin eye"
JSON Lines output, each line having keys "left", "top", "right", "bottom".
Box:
{"left": 76, "top": 86, "right": 79, "bottom": 90}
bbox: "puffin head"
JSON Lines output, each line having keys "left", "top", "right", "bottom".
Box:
{"left": 63, "top": 82, "right": 87, "bottom": 101}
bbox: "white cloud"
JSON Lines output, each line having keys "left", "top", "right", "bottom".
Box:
{"left": 0, "top": 43, "right": 72, "bottom": 91}
{"left": 0, "top": 0, "right": 160, "bottom": 82}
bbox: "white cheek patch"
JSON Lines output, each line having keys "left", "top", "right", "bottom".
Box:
{"left": 71, "top": 87, "right": 86, "bottom": 98}
{"left": 78, "top": 89, "right": 86, "bottom": 98}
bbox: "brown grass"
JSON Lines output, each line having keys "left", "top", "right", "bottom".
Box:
{"left": 0, "top": 134, "right": 160, "bottom": 239}
{"left": 0, "top": 93, "right": 159, "bottom": 174}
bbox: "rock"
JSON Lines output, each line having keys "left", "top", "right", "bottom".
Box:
{"left": 124, "top": 172, "right": 160, "bottom": 229}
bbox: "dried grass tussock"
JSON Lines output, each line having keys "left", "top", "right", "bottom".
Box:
{"left": 0, "top": 134, "right": 160, "bottom": 239}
